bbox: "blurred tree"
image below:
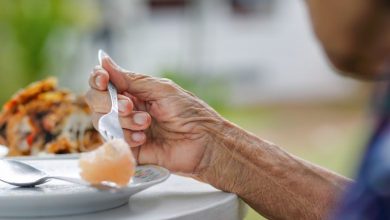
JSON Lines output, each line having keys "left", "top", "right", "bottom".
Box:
{"left": 0, "top": 0, "right": 96, "bottom": 105}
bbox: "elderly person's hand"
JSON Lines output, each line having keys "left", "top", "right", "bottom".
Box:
{"left": 85, "top": 53, "right": 351, "bottom": 220}
{"left": 85, "top": 54, "right": 225, "bottom": 177}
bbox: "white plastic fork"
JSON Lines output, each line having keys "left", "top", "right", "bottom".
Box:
{"left": 97, "top": 50, "right": 125, "bottom": 141}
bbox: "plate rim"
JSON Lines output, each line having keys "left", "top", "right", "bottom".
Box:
{"left": 6, "top": 153, "right": 81, "bottom": 160}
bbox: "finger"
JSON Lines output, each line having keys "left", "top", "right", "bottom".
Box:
{"left": 89, "top": 66, "right": 109, "bottom": 91}
{"left": 123, "top": 130, "right": 147, "bottom": 148}
{"left": 124, "top": 92, "right": 147, "bottom": 111}
{"left": 85, "top": 89, "right": 133, "bottom": 116}
{"left": 100, "top": 53, "right": 130, "bottom": 93}
{"left": 101, "top": 52, "right": 180, "bottom": 101}
{"left": 91, "top": 111, "right": 151, "bottom": 131}
{"left": 125, "top": 74, "right": 179, "bottom": 101}
{"left": 90, "top": 114, "right": 147, "bottom": 147}
{"left": 128, "top": 111, "right": 152, "bottom": 130}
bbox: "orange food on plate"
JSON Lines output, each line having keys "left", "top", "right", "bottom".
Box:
{"left": 79, "top": 139, "right": 136, "bottom": 187}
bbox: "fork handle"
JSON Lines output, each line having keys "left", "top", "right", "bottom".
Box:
{"left": 108, "top": 82, "right": 119, "bottom": 113}
{"left": 98, "top": 50, "right": 120, "bottom": 113}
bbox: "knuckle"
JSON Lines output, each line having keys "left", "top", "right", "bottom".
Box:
{"left": 129, "top": 72, "right": 149, "bottom": 81}
{"left": 159, "top": 78, "right": 173, "bottom": 84}
{"left": 159, "top": 78, "right": 178, "bottom": 92}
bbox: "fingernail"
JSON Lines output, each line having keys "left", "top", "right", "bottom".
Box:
{"left": 118, "top": 100, "right": 129, "bottom": 113}
{"left": 101, "top": 50, "right": 124, "bottom": 70}
{"left": 100, "top": 50, "right": 114, "bottom": 64}
{"left": 132, "top": 132, "right": 144, "bottom": 142}
{"left": 99, "top": 49, "right": 108, "bottom": 58}
{"left": 98, "top": 49, "right": 111, "bottom": 64}
{"left": 95, "top": 75, "right": 102, "bottom": 88}
{"left": 133, "top": 113, "right": 147, "bottom": 125}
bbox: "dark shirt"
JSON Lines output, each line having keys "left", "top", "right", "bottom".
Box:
{"left": 335, "top": 84, "right": 390, "bottom": 219}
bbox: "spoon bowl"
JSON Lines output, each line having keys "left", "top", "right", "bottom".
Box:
{"left": 0, "top": 160, "right": 47, "bottom": 187}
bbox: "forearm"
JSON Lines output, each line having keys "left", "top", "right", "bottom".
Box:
{"left": 197, "top": 120, "right": 352, "bottom": 220}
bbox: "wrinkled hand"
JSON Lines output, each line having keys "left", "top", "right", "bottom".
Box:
{"left": 85, "top": 54, "right": 224, "bottom": 175}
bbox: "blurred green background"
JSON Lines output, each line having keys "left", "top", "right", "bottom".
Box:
{"left": 0, "top": 0, "right": 373, "bottom": 219}
{"left": 0, "top": 0, "right": 98, "bottom": 104}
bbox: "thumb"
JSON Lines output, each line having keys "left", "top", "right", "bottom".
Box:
{"left": 101, "top": 54, "right": 178, "bottom": 101}
{"left": 101, "top": 53, "right": 130, "bottom": 93}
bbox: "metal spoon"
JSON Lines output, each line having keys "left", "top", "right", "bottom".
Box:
{"left": 0, "top": 159, "right": 119, "bottom": 191}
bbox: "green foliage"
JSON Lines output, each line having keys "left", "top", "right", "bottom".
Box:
{"left": 0, "top": 0, "right": 95, "bottom": 105}
{"left": 161, "top": 70, "right": 230, "bottom": 112}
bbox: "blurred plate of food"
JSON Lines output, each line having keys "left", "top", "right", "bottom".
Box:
{"left": 0, "top": 78, "right": 102, "bottom": 159}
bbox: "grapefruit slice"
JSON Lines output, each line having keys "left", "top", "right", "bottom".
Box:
{"left": 79, "top": 139, "right": 135, "bottom": 187}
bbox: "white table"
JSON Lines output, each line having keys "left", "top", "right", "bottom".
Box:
{"left": 2, "top": 169, "right": 246, "bottom": 220}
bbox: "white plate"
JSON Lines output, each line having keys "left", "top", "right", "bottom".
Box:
{"left": 0, "top": 159, "right": 170, "bottom": 218}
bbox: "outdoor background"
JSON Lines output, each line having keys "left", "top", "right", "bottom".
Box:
{"left": 0, "top": 0, "right": 375, "bottom": 219}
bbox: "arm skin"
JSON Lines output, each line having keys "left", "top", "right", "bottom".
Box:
{"left": 195, "top": 120, "right": 352, "bottom": 220}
